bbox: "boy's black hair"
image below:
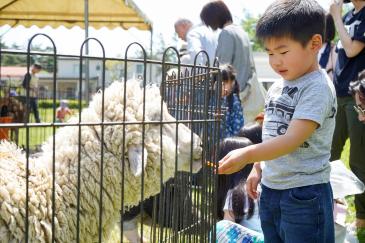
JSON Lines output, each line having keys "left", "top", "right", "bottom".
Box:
{"left": 256, "top": 0, "right": 325, "bottom": 47}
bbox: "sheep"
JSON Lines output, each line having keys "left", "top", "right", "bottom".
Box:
{"left": 121, "top": 123, "right": 264, "bottom": 243}
{"left": 0, "top": 79, "right": 203, "bottom": 243}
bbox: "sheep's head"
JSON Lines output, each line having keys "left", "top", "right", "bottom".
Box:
{"left": 89, "top": 80, "right": 202, "bottom": 178}
{"left": 160, "top": 103, "right": 202, "bottom": 173}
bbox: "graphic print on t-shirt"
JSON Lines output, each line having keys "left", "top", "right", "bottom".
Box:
{"left": 265, "top": 86, "right": 298, "bottom": 137}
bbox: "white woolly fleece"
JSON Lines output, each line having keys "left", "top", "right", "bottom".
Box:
{"left": 0, "top": 80, "right": 202, "bottom": 243}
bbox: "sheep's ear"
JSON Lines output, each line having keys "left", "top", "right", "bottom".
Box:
{"left": 128, "top": 144, "right": 148, "bottom": 177}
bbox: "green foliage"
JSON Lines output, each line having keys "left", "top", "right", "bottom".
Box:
{"left": 241, "top": 11, "right": 264, "bottom": 51}
{"left": 341, "top": 140, "right": 356, "bottom": 225}
{"left": 38, "top": 99, "right": 87, "bottom": 109}
{"left": 1, "top": 42, "right": 55, "bottom": 72}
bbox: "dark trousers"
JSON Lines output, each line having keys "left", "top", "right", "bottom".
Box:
{"left": 259, "top": 183, "right": 334, "bottom": 243}
{"left": 28, "top": 97, "right": 40, "bottom": 123}
{"left": 330, "top": 96, "right": 365, "bottom": 219}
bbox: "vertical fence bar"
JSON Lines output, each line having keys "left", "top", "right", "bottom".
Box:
{"left": 25, "top": 34, "right": 57, "bottom": 243}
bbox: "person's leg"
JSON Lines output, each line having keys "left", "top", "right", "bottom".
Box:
{"left": 279, "top": 183, "right": 334, "bottom": 243}
{"left": 259, "top": 185, "right": 283, "bottom": 243}
{"left": 31, "top": 98, "right": 41, "bottom": 123}
{"left": 344, "top": 97, "right": 365, "bottom": 227}
{"left": 330, "top": 97, "right": 348, "bottom": 161}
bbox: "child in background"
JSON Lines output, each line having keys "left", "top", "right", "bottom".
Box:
{"left": 56, "top": 100, "right": 72, "bottom": 122}
{"left": 218, "top": 0, "right": 337, "bottom": 242}
{"left": 318, "top": 13, "right": 337, "bottom": 80}
{"left": 220, "top": 64, "right": 244, "bottom": 138}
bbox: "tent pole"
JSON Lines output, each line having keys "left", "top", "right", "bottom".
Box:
{"left": 84, "top": 0, "right": 90, "bottom": 103}
{"left": 149, "top": 28, "right": 153, "bottom": 82}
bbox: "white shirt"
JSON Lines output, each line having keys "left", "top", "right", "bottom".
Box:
{"left": 186, "top": 24, "right": 219, "bottom": 66}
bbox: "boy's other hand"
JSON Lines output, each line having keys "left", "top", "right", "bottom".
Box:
{"left": 218, "top": 147, "right": 248, "bottom": 174}
{"left": 246, "top": 163, "right": 262, "bottom": 200}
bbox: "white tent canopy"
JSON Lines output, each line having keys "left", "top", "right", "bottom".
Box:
{"left": 0, "top": 0, "right": 152, "bottom": 30}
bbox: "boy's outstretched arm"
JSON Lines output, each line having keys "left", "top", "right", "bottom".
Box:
{"left": 218, "top": 119, "right": 318, "bottom": 174}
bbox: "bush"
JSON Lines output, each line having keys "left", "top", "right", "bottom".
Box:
{"left": 38, "top": 99, "right": 87, "bottom": 109}
{"left": 14, "top": 96, "right": 86, "bottom": 109}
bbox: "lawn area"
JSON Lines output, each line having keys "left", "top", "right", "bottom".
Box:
{"left": 17, "top": 108, "right": 54, "bottom": 149}
{"left": 17, "top": 107, "right": 76, "bottom": 150}
{"left": 340, "top": 139, "right": 356, "bottom": 225}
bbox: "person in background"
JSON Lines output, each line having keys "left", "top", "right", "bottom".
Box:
{"left": 220, "top": 64, "right": 244, "bottom": 138}
{"left": 318, "top": 13, "right": 337, "bottom": 80}
{"left": 219, "top": 0, "right": 337, "bottom": 242}
{"left": 215, "top": 138, "right": 263, "bottom": 243}
{"left": 349, "top": 69, "right": 365, "bottom": 123}
{"left": 22, "top": 63, "right": 42, "bottom": 123}
{"left": 174, "top": 18, "right": 218, "bottom": 65}
{"left": 56, "top": 100, "right": 72, "bottom": 123}
{"left": 200, "top": 1, "right": 263, "bottom": 124}
{"left": 329, "top": 0, "right": 365, "bottom": 233}
{"left": 218, "top": 135, "right": 262, "bottom": 233}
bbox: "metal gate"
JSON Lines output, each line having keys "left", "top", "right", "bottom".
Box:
{"left": 0, "top": 34, "right": 223, "bottom": 242}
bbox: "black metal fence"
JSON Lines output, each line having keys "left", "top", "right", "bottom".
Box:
{"left": 0, "top": 34, "right": 223, "bottom": 242}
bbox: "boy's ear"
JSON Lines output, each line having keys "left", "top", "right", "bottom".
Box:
{"left": 310, "top": 34, "right": 323, "bottom": 51}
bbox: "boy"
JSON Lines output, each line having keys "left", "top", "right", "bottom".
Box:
{"left": 218, "top": 0, "right": 337, "bottom": 242}
{"left": 56, "top": 100, "right": 72, "bottom": 122}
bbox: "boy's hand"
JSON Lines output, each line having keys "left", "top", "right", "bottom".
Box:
{"left": 246, "top": 163, "right": 262, "bottom": 200}
{"left": 218, "top": 147, "right": 250, "bottom": 174}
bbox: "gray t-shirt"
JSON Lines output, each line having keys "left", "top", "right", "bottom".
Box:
{"left": 261, "top": 69, "right": 337, "bottom": 190}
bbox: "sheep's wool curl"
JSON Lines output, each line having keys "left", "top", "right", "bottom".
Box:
{"left": 0, "top": 80, "right": 196, "bottom": 242}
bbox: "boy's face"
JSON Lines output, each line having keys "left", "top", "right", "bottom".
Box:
{"left": 264, "top": 36, "right": 321, "bottom": 81}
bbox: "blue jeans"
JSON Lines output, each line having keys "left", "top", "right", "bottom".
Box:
{"left": 259, "top": 183, "right": 334, "bottom": 243}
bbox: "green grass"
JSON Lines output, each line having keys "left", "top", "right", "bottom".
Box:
{"left": 17, "top": 107, "right": 75, "bottom": 150}
{"left": 340, "top": 139, "right": 356, "bottom": 225}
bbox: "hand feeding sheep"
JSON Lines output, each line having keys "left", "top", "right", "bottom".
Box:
{"left": 0, "top": 80, "right": 202, "bottom": 242}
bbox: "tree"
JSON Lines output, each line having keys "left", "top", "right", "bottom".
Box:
{"left": 241, "top": 10, "right": 263, "bottom": 52}
{"left": 134, "top": 33, "right": 176, "bottom": 62}
{"left": 0, "top": 43, "right": 54, "bottom": 72}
